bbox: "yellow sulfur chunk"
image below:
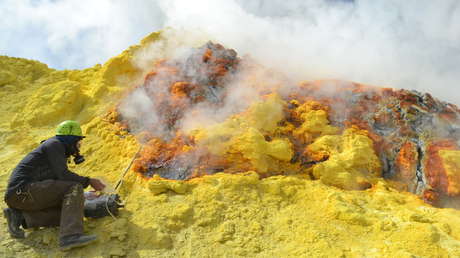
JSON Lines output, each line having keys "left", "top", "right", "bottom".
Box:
{"left": 245, "top": 93, "right": 285, "bottom": 133}
{"left": 293, "top": 101, "right": 339, "bottom": 142}
{"left": 229, "top": 127, "right": 293, "bottom": 172}
{"left": 307, "top": 127, "right": 381, "bottom": 189}
{"left": 439, "top": 150, "right": 460, "bottom": 195}
{"left": 148, "top": 176, "right": 189, "bottom": 195}
{"left": 193, "top": 94, "right": 293, "bottom": 173}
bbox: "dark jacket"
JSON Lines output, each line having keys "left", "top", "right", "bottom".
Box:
{"left": 4, "top": 136, "right": 90, "bottom": 201}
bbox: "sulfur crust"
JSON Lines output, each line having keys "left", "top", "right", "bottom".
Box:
{"left": 440, "top": 150, "right": 460, "bottom": 195}
{"left": 0, "top": 32, "right": 460, "bottom": 257}
{"left": 307, "top": 127, "right": 382, "bottom": 190}
{"left": 193, "top": 94, "right": 295, "bottom": 174}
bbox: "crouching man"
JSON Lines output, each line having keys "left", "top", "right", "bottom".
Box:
{"left": 3, "top": 120, "right": 105, "bottom": 251}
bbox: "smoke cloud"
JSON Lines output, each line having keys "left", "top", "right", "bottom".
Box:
{"left": 2, "top": 0, "right": 459, "bottom": 104}
{"left": 158, "top": 0, "right": 460, "bottom": 104}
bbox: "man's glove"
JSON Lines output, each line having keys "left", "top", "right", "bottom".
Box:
{"left": 89, "top": 178, "right": 106, "bottom": 191}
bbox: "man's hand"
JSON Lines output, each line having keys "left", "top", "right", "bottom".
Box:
{"left": 89, "top": 178, "right": 106, "bottom": 191}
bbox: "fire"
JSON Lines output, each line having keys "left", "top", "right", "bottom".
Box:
{"left": 112, "top": 42, "right": 460, "bottom": 206}
{"left": 394, "top": 141, "right": 418, "bottom": 192}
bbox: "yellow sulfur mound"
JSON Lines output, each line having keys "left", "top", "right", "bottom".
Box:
{"left": 193, "top": 94, "right": 295, "bottom": 174}
{"left": 292, "top": 100, "right": 339, "bottom": 143}
{"left": 307, "top": 127, "right": 382, "bottom": 190}
{"left": 440, "top": 150, "right": 460, "bottom": 195}
{"left": 1, "top": 32, "right": 460, "bottom": 257}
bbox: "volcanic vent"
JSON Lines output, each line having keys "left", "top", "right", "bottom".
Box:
{"left": 109, "top": 42, "right": 460, "bottom": 207}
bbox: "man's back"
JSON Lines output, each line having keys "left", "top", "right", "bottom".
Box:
{"left": 5, "top": 136, "right": 88, "bottom": 201}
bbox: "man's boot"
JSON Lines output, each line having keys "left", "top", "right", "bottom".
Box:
{"left": 3, "top": 208, "right": 25, "bottom": 239}
{"left": 59, "top": 234, "right": 97, "bottom": 251}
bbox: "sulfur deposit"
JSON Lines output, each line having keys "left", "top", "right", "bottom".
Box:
{"left": 1, "top": 32, "right": 460, "bottom": 257}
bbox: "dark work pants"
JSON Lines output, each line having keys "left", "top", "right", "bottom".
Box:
{"left": 5, "top": 180, "right": 84, "bottom": 238}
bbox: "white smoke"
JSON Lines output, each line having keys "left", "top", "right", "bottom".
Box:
{"left": 3, "top": 0, "right": 459, "bottom": 104}
{"left": 132, "top": 29, "right": 210, "bottom": 73}
{"left": 158, "top": 0, "right": 460, "bottom": 104}
{"left": 125, "top": 35, "right": 291, "bottom": 135}
{"left": 178, "top": 60, "right": 272, "bottom": 133}
{"left": 118, "top": 86, "right": 169, "bottom": 138}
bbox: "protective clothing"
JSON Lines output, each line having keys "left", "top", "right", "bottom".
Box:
{"left": 5, "top": 136, "right": 89, "bottom": 200}
{"left": 5, "top": 180, "right": 86, "bottom": 238}
{"left": 4, "top": 135, "right": 91, "bottom": 242}
{"left": 60, "top": 234, "right": 97, "bottom": 251}
{"left": 56, "top": 120, "right": 84, "bottom": 137}
{"left": 2, "top": 208, "right": 25, "bottom": 238}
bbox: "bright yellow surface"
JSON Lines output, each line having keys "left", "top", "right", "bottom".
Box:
{"left": 292, "top": 100, "right": 339, "bottom": 143}
{"left": 440, "top": 150, "right": 460, "bottom": 195}
{"left": 193, "top": 94, "right": 295, "bottom": 174}
{"left": 1, "top": 33, "right": 460, "bottom": 257}
{"left": 307, "top": 127, "right": 382, "bottom": 190}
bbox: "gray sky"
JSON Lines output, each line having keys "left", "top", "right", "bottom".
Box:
{"left": 1, "top": 0, "right": 460, "bottom": 104}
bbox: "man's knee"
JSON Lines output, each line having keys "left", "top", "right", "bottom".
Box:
{"left": 67, "top": 183, "right": 83, "bottom": 197}
{"left": 52, "top": 181, "right": 83, "bottom": 195}
{"left": 62, "top": 182, "right": 84, "bottom": 206}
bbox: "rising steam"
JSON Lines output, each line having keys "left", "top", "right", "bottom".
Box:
{"left": 3, "top": 1, "right": 459, "bottom": 104}
{"left": 158, "top": 0, "right": 460, "bottom": 104}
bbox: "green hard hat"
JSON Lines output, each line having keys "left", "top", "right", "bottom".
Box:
{"left": 56, "top": 120, "right": 84, "bottom": 137}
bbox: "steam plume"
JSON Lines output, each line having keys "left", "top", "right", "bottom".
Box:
{"left": 159, "top": 0, "right": 460, "bottom": 104}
